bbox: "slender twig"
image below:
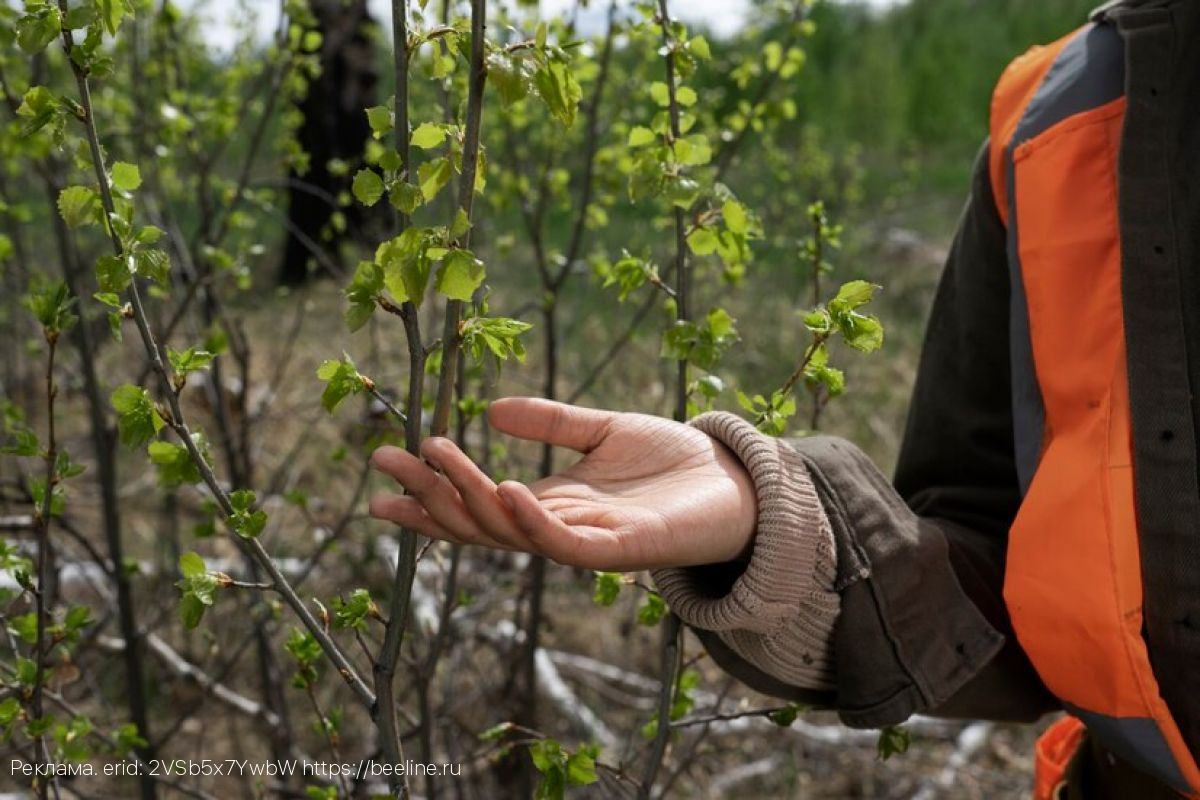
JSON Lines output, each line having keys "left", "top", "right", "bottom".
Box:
{"left": 643, "top": 3, "right": 688, "bottom": 795}
{"left": 554, "top": 0, "right": 617, "bottom": 287}
{"left": 367, "top": 385, "right": 409, "bottom": 426}
{"left": 808, "top": 206, "right": 827, "bottom": 430}
{"left": 640, "top": 614, "right": 681, "bottom": 799}
{"left": 430, "top": 0, "right": 488, "bottom": 438}
{"left": 217, "top": 578, "right": 275, "bottom": 591}
{"left": 54, "top": 3, "right": 375, "bottom": 711}
{"left": 670, "top": 704, "right": 793, "bottom": 729}
{"left": 567, "top": 289, "right": 658, "bottom": 403}
{"left": 304, "top": 683, "right": 352, "bottom": 798}
{"left": 778, "top": 333, "right": 828, "bottom": 401}
{"left": 373, "top": 1, "right": 420, "bottom": 796}
{"left": 30, "top": 325, "right": 59, "bottom": 800}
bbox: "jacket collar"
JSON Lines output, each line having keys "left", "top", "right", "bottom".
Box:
{"left": 1090, "top": 0, "right": 1181, "bottom": 21}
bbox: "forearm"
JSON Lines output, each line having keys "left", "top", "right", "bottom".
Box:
{"left": 651, "top": 416, "right": 1056, "bottom": 727}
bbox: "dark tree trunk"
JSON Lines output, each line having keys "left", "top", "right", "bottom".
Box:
{"left": 280, "top": 0, "right": 381, "bottom": 285}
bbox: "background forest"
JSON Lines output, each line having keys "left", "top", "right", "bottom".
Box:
{"left": 0, "top": 0, "right": 1097, "bottom": 798}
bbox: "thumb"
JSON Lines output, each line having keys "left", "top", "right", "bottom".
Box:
{"left": 487, "top": 397, "right": 617, "bottom": 453}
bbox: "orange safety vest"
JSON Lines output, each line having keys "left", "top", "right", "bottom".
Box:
{"left": 989, "top": 20, "right": 1200, "bottom": 799}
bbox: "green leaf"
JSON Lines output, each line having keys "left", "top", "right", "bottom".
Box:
{"left": 331, "top": 589, "right": 376, "bottom": 632}
{"left": 637, "top": 592, "right": 666, "bottom": 626}
{"left": 230, "top": 489, "right": 255, "bottom": 512}
{"left": 802, "top": 308, "right": 832, "bottom": 335}
{"left": 316, "top": 357, "right": 366, "bottom": 414}
{"left": 8, "top": 612, "right": 37, "bottom": 644}
{"left": 96, "top": 255, "right": 132, "bottom": 294}
{"left": 411, "top": 122, "right": 446, "bottom": 149}
{"left": 489, "top": 57, "right": 528, "bottom": 107}
{"left": 0, "top": 697, "right": 19, "bottom": 727}
{"left": 366, "top": 105, "right": 393, "bottom": 138}
{"left": 111, "top": 162, "right": 142, "bottom": 192}
{"left": 57, "top": 186, "right": 100, "bottom": 228}
{"left": 417, "top": 157, "right": 454, "bottom": 202}
{"left": 352, "top": 169, "right": 384, "bottom": 207}
{"left": 627, "top": 126, "right": 656, "bottom": 147}
{"left": 16, "top": 7, "right": 62, "bottom": 55}
{"left": 804, "top": 345, "right": 846, "bottom": 397}
{"left": 228, "top": 499, "right": 267, "bottom": 538}
{"left": 301, "top": 30, "right": 323, "bottom": 52}
{"left": 661, "top": 309, "right": 739, "bottom": 371}
{"left": 344, "top": 260, "right": 383, "bottom": 332}
{"left": 830, "top": 280, "right": 879, "bottom": 313}
{"left": 110, "top": 385, "right": 164, "bottom": 448}
{"left": 686, "top": 227, "right": 718, "bottom": 256}
{"left": 449, "top": 208, "right": 471, "bottom": 240}
{"left": 479, "top": 722, "right": 512, "bottom": 743}
{"left": 723, "top": 200, "right": 749, "bottom": 235}
{"left": 877, "top": 725, "right": 911, "bottom": 760}
{"left": 768, "top": 704, "right": 802, "bottom": 727}
{"left": 564, "top": 746, "right": 598, "bottom": 787}
{"left": 63, "top": 606, "right": 91, "bottom": 632}
{"left": 435, "top": 249, "right": 486, "bottom": 302}
{"left": 112, "top": 724, "right": 147, "bottom": 757}
{"left": 286, "top": 628, "right": 322, "bottom": 688}
{"left": 176, "top": 548, "right": 218, "bottom": 628}
{"left": 838, "top": 313, "right": 884, "bottom": 353}
{"left": 599, "top": 252, "right": 659, "bottom": 301}
{"left": 23, "top": 279, "right": 76, "bottom": 333}
{"left": 390, "top": 182, "right": 424, "bottom": 214}
{"left": 649, "top": 82, "right": 670, "bottom": 107}
{"left": 16, "top": 85, "right": 62, "bottom": 137}
{"left": 135, "top": 225, "right": 165, "bottom": 245}
{"left": 533, "top": 60, "right": 582, "bottom": 126}
{"left": 148, "top": 436, "right": 206, "bottom": 487}
{"left": 97, "top": 0, "right": 129, "bottom": 35}
{"left": 168, "top": 347, "right": 215, "bottom": 377}
{"left": 676, "top": 85, "right": 698, "bottom": 106}
{"left": 592, "top": 572, "right": 621, "bottom": 607}
{"left": 459, "top": 316, "right": 534, "bottom": 367}
{"left": 133, "top": 249, "right": 170, "bottom": 285}
{"left": 673, "top": 133, "right": 712, "bottom": 166}
{"left": 376, "top": 229, "right": 433, "bottom": 307}
{"left": 178, "top": 591, "right": 205, "bottom": 629}
{"left": 179, "top": 551, "right": 206, "bottom": 579}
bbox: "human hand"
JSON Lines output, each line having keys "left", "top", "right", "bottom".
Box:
{"left": 368, "top": 397, "right": 757, "bottom": 571}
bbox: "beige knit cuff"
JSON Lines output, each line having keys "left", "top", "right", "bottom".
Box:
{"left": 650, "top": 412, "right": 839, "bottom": 690}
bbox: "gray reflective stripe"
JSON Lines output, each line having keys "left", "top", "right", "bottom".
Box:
{"left": 1004, "top": 22, "right": 1125, "bottom": 493}
{"left": 1006, "top": 184, "right": 1043, "bottom": 494}
{"left": 1064, "top": 704, "right": 1192, "bottom": 794}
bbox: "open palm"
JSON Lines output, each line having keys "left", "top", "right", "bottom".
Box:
{"left": 369, "top": 397, "right": 757, "bottom": 571}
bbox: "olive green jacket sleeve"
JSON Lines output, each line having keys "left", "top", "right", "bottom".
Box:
{"left": 652, "top": 141, "right": 1058, "bottom": 728}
